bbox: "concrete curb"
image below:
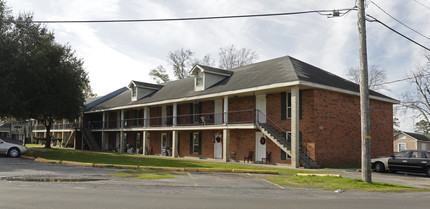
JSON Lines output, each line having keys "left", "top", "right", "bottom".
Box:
{"left": 62, "top": 161, "right": 95, "bottom": 167}
{"left": 34, "top": 158, "right": 61, "bottom": 164}
{"left": 24, "top": 156, "right": 280, "bottom": 175}
{"left": 297, "top": 173, "right": 342, "bottom": 177}
{"left": 20, "top": 155, "right": 36, "bottom": 160}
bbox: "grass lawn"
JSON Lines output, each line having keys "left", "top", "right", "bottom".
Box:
{"left": 23, "top": 146, "right": 429, "bottom": 192}
{"left": 264, "top": 175, "right": 428, "bottom": 192}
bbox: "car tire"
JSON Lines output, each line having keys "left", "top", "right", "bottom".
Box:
{"left": 374, "top": 162, "right": 385, "bottom": 173}
{"left": 7, "top": 147, "right": 20, "bottom": 158}
{"left": 426, "top": 167, "right": 430, "bottom": 177}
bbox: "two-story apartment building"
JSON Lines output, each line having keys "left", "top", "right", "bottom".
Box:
{"left": 34, "top": 56, "right": 397, "bottom": 168}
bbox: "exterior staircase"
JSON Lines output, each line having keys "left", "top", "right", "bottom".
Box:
{"left": 63, "top": 130, "right": 75, "bottom": 147}
{"left": 81, "top": 126, "right": 100, "bottom": 151}
{"left": 255, "top": 111, "right": 319, "bottom": 169}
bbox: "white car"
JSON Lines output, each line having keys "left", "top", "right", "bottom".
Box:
{"left": 0, "top": 137, "right": 28, "bottom": 158}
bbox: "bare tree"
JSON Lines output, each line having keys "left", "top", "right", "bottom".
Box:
{"left": 195, "top": 54, "right": 216, "bottom": 67}
{"left": 347, "top": 65, "right": 387, "bottom": 90}
{"left": 401, "top": 53, "right": 430, "bottom": 125}
{"left": 218, "top": 44, "right": 259, "bottom": 70}
{"left": 168, "top": 48, "right": 195, "bottom": 79}
{"left": 148, "top": 45, "right": 259, "bottom": 81}
{"left": 149, "top": 65, "right": 170, "bottom": 84}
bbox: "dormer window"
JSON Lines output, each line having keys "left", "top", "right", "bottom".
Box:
{"left": 128, "top": 81, "right": 163, "bottom": 101}
{"left": 196, "top": 70, "right": 203, "bottom": 86}
{"left": 131, "top": 86, "right": 137, "bottom": 97}
{"left": 190, "top": 65, "right": 233, "bottom": 92}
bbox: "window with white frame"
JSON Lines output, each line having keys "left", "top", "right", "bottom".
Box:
{"left": 287, "top": 93, "right": 292, "bottom": 118}
{"left": 422, "top": 143, "right": 427, "bottom": 150}
{"left": 398, "top": 143, "right": 406, "bottom": 152}
{"left": 196, "top": 70, "right": 203, "bottom": 86}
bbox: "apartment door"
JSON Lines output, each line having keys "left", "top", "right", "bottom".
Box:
{"left": 214, "top": 135, "right": 222, "bottom": 159}
{"left": 256, "top": 94, "right": 266, "bottom": 123}
{"left": 255, "top": 132, "right": 266, "bottom": 162}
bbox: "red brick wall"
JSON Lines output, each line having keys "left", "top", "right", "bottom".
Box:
{"left": 312, "top": 89, "right": 393, "bottom": 167}
{"left": 266, "top": 89, "right": 393, "bottom": 167}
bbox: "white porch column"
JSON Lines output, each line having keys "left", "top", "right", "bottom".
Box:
{"left": 117, "top": 111, "right": 121, "bottom": 128}
{"left": 119, "top": 131, "right": 125, "bottom": 153}
{"left": 120, "top": 110, "right": 125, "bottom": 128}
{"left": 101, "top": 132, "right": 106, "bottom": 151}
{"left": 144, "top": 107, "right": 150, "bottom": 127}
{"left": 172, "top": 131, "right": 178, "bottom": 158}
{"left": 102, "top": 112, "right": 106, "bottom": 129}
{"left": 142, "top": 131, "right": 148, "bottom": 156}
{"left": 173, "top": 103, "right": 177, "bottom": 126}
{"left": 162, "top": 105, "right": 167, "bottom": 127}
{"left": 223, "top": 96, "right": 229, "bottom": 125}
{"left": 222, "top": 129, "right": 230, "bottom": 162}
{"left": 61, "top": 132, "right": 65, "bottom": 147}
{"left": 291, "top": 86, "right": 300, "bottom": 168}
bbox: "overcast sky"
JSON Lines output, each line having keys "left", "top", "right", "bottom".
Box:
{"left": 6, "top": 0, "right": 430, "bottom": 131}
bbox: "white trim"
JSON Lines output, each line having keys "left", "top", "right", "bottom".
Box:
{"left": 398, "top": 143, "right": 406, "bottom": 152}
{"left": 85, "top": 80, "right": 398, "bottom": 113}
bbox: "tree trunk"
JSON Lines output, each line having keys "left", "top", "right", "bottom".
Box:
{"left": 44, "top": 119, "right": 52, "bottom": 149}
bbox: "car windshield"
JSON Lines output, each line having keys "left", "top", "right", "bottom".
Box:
{"left": 394, "top": 151, "right": 409, "bottom": 158}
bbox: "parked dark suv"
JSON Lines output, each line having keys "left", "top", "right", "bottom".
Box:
{"left": 371, "top": 150, "right": 430, "bottom": 177}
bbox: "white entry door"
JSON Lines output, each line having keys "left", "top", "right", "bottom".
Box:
{"left": 256, "top": 94, "right": 266, "bottom": 123}
{"left": 214, "top": 135, "right": 222, "bottom": 159}
{"left": 255, "top": 132, "right": 266, "bottom": 162}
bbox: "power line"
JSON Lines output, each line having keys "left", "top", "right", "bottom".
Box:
{"left": 374, "top": 72, "right": 430, "bottom": 87}
{"left": 366, "top": 14, "right": 430, "bottom": 52}
{"left": 370, "top": 1, "right": 430, "bottom": 41}
{"left": 9, "top": 8, "right": 356, "bottom": 24}
{"left": 414, "top": 0, "right": 430, "bottom": 11}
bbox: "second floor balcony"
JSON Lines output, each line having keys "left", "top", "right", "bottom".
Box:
{"left": 87, "top": 109, "right": 256, "bottom": 130}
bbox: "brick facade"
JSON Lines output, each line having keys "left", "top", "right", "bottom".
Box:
{"left": 75, "top": 88, "right": 393, "bottom": 167}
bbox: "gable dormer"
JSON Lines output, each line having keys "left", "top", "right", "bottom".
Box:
{"left": 190, "top": 65, "right": 233, "bottom": 91}
{"left": 128, "top": 80, "right": 163, "bottom": 101}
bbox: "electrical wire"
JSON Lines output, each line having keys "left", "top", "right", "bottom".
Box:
{"left": 370, "top": 1, "right": 430, "bottom": 41}
{"left": 414, "top": 0, "right": 430, "bottom": 11}
{"left": 9, "top": 8, "right": 356, "bottom": 24}
{"left": 366, "top": 14, "right": 430, "bottom": 52}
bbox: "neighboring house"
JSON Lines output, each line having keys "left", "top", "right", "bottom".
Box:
{"left": 394, "top": 131, "right": 430, "bottom": 152}
{"left": 33, "top": 56, "right": 398, "bottom": 168}
{"left": 0, "top": 122, "right": 11, "bottom": 138}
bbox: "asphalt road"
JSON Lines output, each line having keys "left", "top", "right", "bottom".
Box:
{"left": 1, "top": 157, "right": 430, "bottom": 209}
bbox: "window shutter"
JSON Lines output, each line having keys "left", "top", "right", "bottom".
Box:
{"left": 189, "top": 103, "right": 193, "bottom": 123}
{"left": 287, "top": 93, "right": 291, "bottom": 118}
{"left": 189, "top": 133, "right": 193, "bottom": 154}
{"left": 281, "top": 150, "right": 286, "bottom": 160}
{"left": 177, "top": 105, "right": 181, "bottom": 125}
{"left": 281, "top": 92, "right": 286, "bottom": 120}
{"left": 198, "top": 132, "right": 202, "bottom": 155}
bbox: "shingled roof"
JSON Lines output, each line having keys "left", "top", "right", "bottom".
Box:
{"left": 402, "top": 132, "right": 430, "bottom": 142}
{"left": 86, "top": 56, "right": 398, "bottom": 112}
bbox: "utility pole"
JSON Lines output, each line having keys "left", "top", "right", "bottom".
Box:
{"left": 357, "top": 0, "right": 372, "bottom": 183}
